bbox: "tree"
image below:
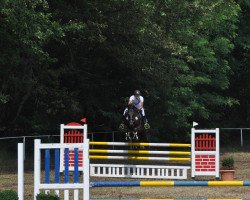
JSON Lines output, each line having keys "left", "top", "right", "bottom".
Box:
{"left": 0, "top": 0, "right": 63, "bottom": 132}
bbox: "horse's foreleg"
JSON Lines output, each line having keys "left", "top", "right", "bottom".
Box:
{"left": 133, "top": 132, "right": 138, "bottom": 141}
{"left": 125, "top": 132, "right": 131, "bottom": 142}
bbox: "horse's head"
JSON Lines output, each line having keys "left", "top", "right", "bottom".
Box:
{"left": 125, "top": 106, "right": 142, "bottom": 131}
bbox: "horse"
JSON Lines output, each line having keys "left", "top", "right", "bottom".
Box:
{"left": 120, "top": 105, "right": 150, "bottom": 145}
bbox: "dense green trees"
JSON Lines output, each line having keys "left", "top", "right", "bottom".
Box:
{"left": 0, "top": 0, "right": 63, "bottom": 131}
{"left": 0, "top": 0, "right": 249, "bottom": 139}
{"left": 224, "top": 0, "right": 250, "bottom": 127}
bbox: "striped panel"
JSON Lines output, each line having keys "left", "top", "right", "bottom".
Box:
{"left": 140, "top": 181, "right": 174, "bottom": 187}
{"left": 208, "top": 181, "right": 244, "bottom": 186}
{"left": 91, "top": 181, "right": 140, "bottom": 187}
{"left": 90, "top": 181, "right": 250, "bottom": 187}
{"left": 89, "top": 142, "right": 191, "bottom": 147}
{"left": 45, "top": 149, "right": 50, "bottom": 184}
{"left": 89, "top": 149, "right": 191, "bottom": 155}
{"left": 89, "top": 155, "right": 190, "bottom": 161}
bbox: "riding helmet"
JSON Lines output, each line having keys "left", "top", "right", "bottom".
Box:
{"left": 134, "top": 90, "right": 141, "bottom": 96}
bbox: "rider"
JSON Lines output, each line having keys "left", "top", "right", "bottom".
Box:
{"left": 123, "top": 90, "right": 150, "bottom": 129}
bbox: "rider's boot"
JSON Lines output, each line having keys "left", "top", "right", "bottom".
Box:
{"left": 119, "top": 114, "right": 127, "bottom": 132}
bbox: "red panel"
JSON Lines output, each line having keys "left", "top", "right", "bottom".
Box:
{"left": 195, "top": 133, "right": 216, "bottom": 151}
{"left": 66, "top": 122, "right": 82, "bottom": 126}
{"left": 200, "top": 155, "right": 208, "bottom": 158}
{"left": 62, "top": 122, "right": 86, "bottom": 169}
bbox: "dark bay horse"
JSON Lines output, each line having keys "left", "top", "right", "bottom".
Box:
{"left": 121, "top": 105, "right": 150, "bottom": 143}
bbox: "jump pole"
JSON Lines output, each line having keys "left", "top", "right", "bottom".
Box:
{"left": 89, "top": 149, "right": 191, "bottom": 155}
{"left": 89, "top": 142, "right": 191, "bottom": 147}
{"left": 90, "top": 180, "right": 250, "bottom": 187}
{"left": 89, "top": 155, "right": 190, "bottom": 161}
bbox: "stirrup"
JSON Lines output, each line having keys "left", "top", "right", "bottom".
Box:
{"left": 144, "top": 123, "right": 150, "bottom": 130}
{"left": 119, "top": 123, "right": 125, "bottom": 130}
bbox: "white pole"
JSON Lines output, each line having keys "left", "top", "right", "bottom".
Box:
{"left": 83, "top": 139, "right": 90, "bottom": 200}
{"left": 191, "top": 128, "right": 195, "bottom": 178}
{"left": 34, "top": 139, "right": 41, "bottom": 200}
{"left": 18, "top": 143, "right": 24, "bottom": 200}
{"left": 84, "top": 124, "right": 88, "bottom": 139}
{"left": 216, "top": 128, "right": 220, "bottom": 178}
{"left": 60, "top": 124, "right": 64, "bottom": 173}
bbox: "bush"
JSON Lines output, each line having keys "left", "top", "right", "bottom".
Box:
{"left": 36, "top": 193, "right": 60, "bottom": 200}
{"left": 221, "top": 156, "right": 235, "bottom": 170}
{"left": 0, "top": 190, "right": 18, "bottom": 200}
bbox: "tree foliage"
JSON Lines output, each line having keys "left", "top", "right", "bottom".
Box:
{"left": 0, "top": 0, "right": 248, "bottom": 140}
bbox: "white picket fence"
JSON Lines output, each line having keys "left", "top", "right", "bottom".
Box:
{"left": 18, "top": 139, "right": 90, "bottom": 200}
{"left": 90, "top": 164, "right": 190, "bottom": 179}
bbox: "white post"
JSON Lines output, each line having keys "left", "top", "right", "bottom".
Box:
{"left": 84, "top": 124, "right": 88, "bottom": 139}
{"left": 216, "top": 128, "right": 220, "bottom": 178}
{"left": 34, "top": 139, "right": 41, "bottom": 200}
{"left": 74, "top": 190, "right": 79, "bottom": 200}
{"left": 64, "top": 190, "right": 69, "bottom": 200}
{"left": 60, "top": 124, "right": 64, "bottom": 173}
{"left": 83, "top": 139, "right": 90, "bottom": 200}
{"left": 18, "top": 143, "right": 24, "bottom": 200}
{"left": 191, "top": 128, "right": 195, "bottom": 178}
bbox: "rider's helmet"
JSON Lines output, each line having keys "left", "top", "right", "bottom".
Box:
{"left": 134, "top": 90, "right": 141, "bottom": 97}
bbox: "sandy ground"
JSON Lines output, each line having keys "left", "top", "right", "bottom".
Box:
{"left": 0, "top": 152, "right": 250, "bottom": 199}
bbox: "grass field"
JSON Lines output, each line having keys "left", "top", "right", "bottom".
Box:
{"left": 0, "top": 152, "right": 250, "bottom": 199}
